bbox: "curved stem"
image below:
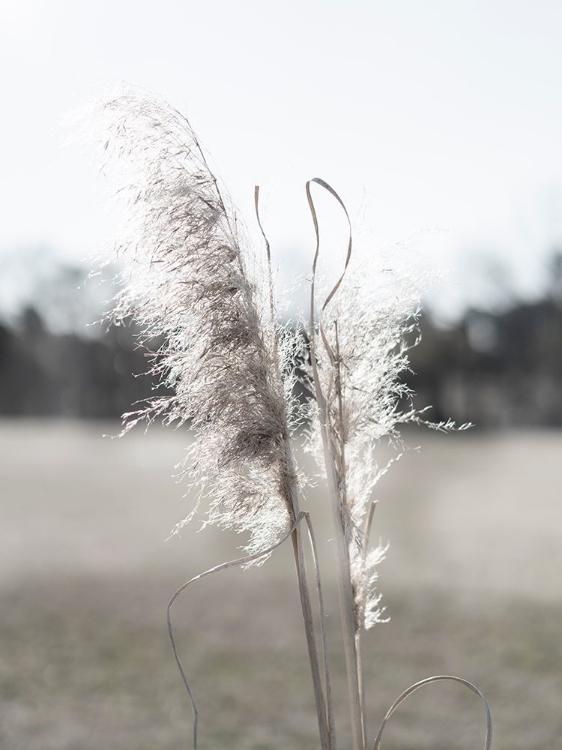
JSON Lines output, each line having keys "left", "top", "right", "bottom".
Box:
{"left": 372, "top": 675, "right": 493, "bottom": 750}
{"left": 306, "top": 178, "right": 364, "bottom": 750}
{"left": 167, "top": 514, "right": 308, "bottom": 749}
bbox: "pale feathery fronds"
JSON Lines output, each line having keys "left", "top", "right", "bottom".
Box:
{"left": 81, "top": 91, "right": 490, "bottom": 750}
{"left": 86, "top": 90, "right": 335, "bottom": 750}
{"left": 304, "top": 205, "right": 457, "bottom": 748}
{"left": 313, "top": 259, "right": 426, "bottom": 630}
{"left": 88, "top": 86, "right": 296, "bottom": 556}
{"left": 309, "top": 254, "right": 470, "bottom": 631}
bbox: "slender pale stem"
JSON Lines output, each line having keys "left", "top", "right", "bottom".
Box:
{"left": 303, "top": 512, "right": 337, "bottom": 750}
{"left": 292, "top": 527, "right": 332, "bottom": 750}
{"left": 317, "top": 418, "right": 365, "bottom": 750}
{"left": 334, "top": 321, "right": 365, "bottom": 749}
{"left": 307, "top": 178, "right": 365, "bottom": 750}
{"left": 287, "top": 477, "right": 333, "bottom": 750}
{"left": 356, "top": 501, "right": 377, "bottom": 744}
{"left": 279, "top": 418, "right": 334, "bottom": 750}
{"left": 356, "top": 631, "right": 366, "bottom": 746}
{"left": 255, "top": 191, "right": 333, "bottom": 750}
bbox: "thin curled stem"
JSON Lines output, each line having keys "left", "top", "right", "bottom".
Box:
{"left": 253, "top": 185, "right": 276, "bottom": 343}
{"left": 306, "top": 177, "right": 364, "bottom": 750}
{"left": 167, "top": 513, "right": 306, "bottom": 749}
{"left": 306, "top": 177, "right": 353, "bottom": 365}
{"left": 167, "top": 510, "right": 335, "bottom": 750}
{"left": 372, "top": 674, "right": 493, "bottom": 750}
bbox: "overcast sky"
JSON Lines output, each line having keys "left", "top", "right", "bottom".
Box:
{"left": 2, "top": 0, "right": 562, "bottom": 319}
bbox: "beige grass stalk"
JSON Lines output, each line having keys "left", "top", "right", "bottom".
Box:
{"left": 305, "top": 178, "right": 473, "bottom": 750}
{"left": 307, "top": 178, "right": 364, "bottom": 750}
{"left": 255, "top": 186, "right": 335, "bottom": 750}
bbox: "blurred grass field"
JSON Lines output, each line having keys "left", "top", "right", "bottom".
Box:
{"left": 1, "top": 420, "right": 561, "bottom": 749}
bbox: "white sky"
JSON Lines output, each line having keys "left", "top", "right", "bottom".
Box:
{"left": 2, "top": 0, "right": 562, "bottom": 319}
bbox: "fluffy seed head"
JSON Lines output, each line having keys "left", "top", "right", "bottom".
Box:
{"left": 88, "top": 86, "right": 295, "bottom": 555}
{"left": 310, "top": 255, "right": 435, "bottom": 629}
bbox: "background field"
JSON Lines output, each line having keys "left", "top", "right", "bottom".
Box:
{"left": 1, "top": 420, "right": 561, "bottom": 749}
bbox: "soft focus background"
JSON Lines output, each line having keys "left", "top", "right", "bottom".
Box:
{"left": 1, "top": 2, "right": 562, "bottom": 749}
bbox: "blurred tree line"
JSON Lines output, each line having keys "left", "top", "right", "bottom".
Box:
{"left": 0, "top": 249, "right": 167, "bottom": 419}
{"left": 408, "top": 252, "right": 562, "bottom": 427}
{"left": 0, "top": 250, "right": 561, "bottom": 427}
{"left": 0, "top": 308, "right": 162, "bottom": 418}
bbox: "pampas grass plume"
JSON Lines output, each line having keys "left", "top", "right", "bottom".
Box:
{"left": 89, "top": 86, "right": 297, "bottom": 556}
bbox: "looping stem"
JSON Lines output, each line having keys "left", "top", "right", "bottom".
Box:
{"left": 167, "top": 513, "right": 307, "bottom": 749}
{"left": 372, "top": 674, "right": 493, "bottom": 750}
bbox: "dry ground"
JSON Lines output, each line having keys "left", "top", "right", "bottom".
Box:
{"left": 1, "top": 420, "right": 561, "bottom": 749}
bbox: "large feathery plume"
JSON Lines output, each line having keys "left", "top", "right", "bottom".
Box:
{"left": 87, "top": 88, "right": 334, "bottom": 750}
{"left": 313, "top": 260, "right": 427, "bottom": 630}
{"left": 315, "top": 258, "right": 470, "bottom": 633}
{"left": 90, "top": 87, "right": 296, "bottom": 556}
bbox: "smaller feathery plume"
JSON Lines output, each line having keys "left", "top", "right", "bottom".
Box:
{"left": 304, "top": 177, "right": 473, "bottom": 749}
{"left": 309, "top": 247, "right": 470, "bottom": 631}
{"left": 87, "top": 86, "right": 296, "bottom": 556}
{"left": 314, "top": 259, "right": 427, "bottom": 630}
